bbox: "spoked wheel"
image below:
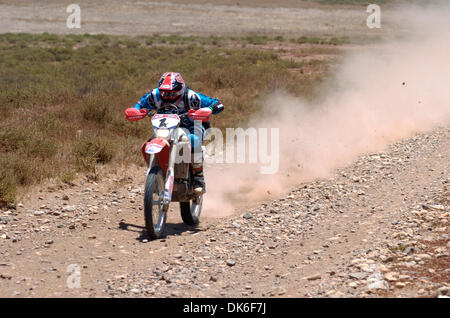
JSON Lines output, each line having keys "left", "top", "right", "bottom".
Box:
{"left": 144, "top": 167, "right": 167, "bottom": 239}
{"left": 180, "top": 195, "right": 203, "bottom": 226}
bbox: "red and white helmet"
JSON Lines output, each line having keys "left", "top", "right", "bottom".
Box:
{"left": 158, "top": 72, "right": 186, "bottom": 101}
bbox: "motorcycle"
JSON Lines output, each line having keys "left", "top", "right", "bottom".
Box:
{"left": 125, "top": 104, "right": 212, "bottom": 239}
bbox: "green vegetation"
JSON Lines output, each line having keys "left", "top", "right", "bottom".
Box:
{"left": 242, "top": 35, "right": 271, "bottom": 45}
{"left": 0, "top": 33, "right": 335, "bottom": 206}
{"left": 242, "top": 35, "right": 347, "bottom": 45}
{"left": 293, "top": 36, "right": 349, "bottom": 45}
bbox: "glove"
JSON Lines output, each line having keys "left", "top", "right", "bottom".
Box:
{"left": 188, "top": 108, "right": 212, "bottom": 122}
{"left": 125, "top": 108, "right": 147, "bottom": 121}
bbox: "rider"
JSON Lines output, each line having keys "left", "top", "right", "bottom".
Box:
{"left": 131, "top": 72, "right": 224, "bottom": 194}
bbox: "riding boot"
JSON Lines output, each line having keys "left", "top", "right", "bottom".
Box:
{"left": 192, "top": 162, "right": 205, "bottom": 195}
{"left": 190, "top": 121, "right": 205, "bottom": 195}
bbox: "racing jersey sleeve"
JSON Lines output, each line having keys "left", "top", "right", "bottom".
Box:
{"left": 187, "top": 90, "right": 224, "bottom": 115}
{"left": 133, "top": 88, "right": 160, "bottom": 111}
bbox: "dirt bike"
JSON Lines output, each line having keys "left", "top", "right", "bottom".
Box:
{"left": 125, "top": 104, "right": 212, "bottom": 239}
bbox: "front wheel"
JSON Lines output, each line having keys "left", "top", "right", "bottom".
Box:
{"left": 180, "top": 195, "right": 203, "bottom": 226}
{"left": 144, "top": 166, "right": 167, "bottom": 239}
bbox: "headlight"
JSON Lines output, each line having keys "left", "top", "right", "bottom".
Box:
{"left": 156, "top": 128, "right": 170, "bottom": 139}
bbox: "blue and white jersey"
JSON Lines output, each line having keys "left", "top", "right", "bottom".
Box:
{"left": 133, "top": 88, "right": 224, "bottom": 115}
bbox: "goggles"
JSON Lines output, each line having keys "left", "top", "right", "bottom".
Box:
{"left": 160, "top": 90, "right": 180, "bottom": 99}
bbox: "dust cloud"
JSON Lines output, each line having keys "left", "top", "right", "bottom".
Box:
{"left": 203, "top": 3, "right": 450, "bottom": 217}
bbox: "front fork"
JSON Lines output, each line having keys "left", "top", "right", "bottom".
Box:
{"left": 146, "top": 143, "right": 177, "bottom": 206}
{"left": 163, "top": 143, "right": 178, "bottom": 205}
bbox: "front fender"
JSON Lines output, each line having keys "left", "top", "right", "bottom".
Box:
{"left": 142, "top": 138, "right": 171, "bottom": 175}
{"left": 144, "top": 138, "right": 170, "bottom": 154}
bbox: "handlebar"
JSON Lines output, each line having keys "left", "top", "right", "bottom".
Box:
{"left": 126, "top": 104, "right": 211, "bottom": 122}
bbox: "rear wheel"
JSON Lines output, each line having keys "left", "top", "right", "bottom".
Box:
{"left": 144, "top": 166, "right": 167, "bottom": 239}
{"left": 180, "top": 195, "right": 203, "bottom": 226}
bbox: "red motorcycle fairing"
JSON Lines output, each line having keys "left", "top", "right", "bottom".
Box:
{"left": 125, "top": 108, "right": 147, "bottom": 121}
{"left": 188, "top": 108, "right": 212, "bottom": 122}
{"left": 141, "top": 138, "right": 171, "bottom": 175}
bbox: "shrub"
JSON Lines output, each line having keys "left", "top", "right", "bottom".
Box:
{"left": 0, "top": 170, "right": 16, "bottom": 207}
{"left": 61, "top": 169, "right": 76, "bottom": 184}
{"left": 38, "top": 115, "right": 66, "bottom": 137}
{"left": 0, "top": 153, "right": 50, "bottom": 206}
{"left": 74, "top": 136, "right": 116, "bottom": 172}
{"left": 244, "top": 35, "right": 269, "bottom": 45}
{"left": 0, "top": 127, "right": 57, "bottom": 159}
{"left": 81, "top": 95, "right": 112, "bottom": 124}
{"left": 273, "top": 36, "right": 285, "bottom": 42}
{"left": 124, "top": 39, "right": 140, "bottom": 48}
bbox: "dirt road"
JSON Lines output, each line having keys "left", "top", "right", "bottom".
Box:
{"left": 0, "top": 123, "right": 448, "bottom": 297}
{"left": 0, "top": 0, "right": 394, "bottom": 41}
